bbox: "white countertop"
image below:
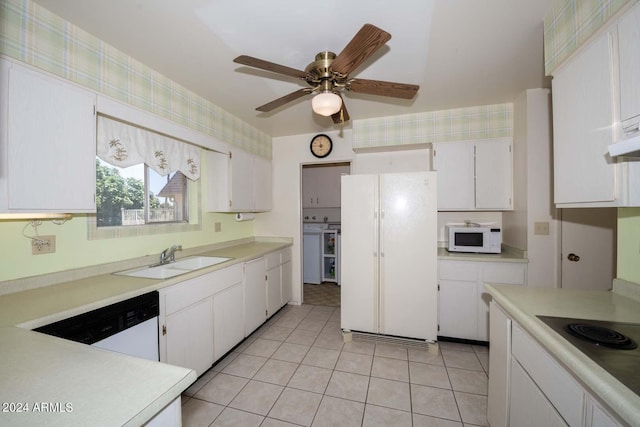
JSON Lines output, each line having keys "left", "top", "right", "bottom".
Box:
{"left": 437, "top": 247, "right": 527, "bottom": 263}
{"left": 486, "top": 284, "right": 640, "bottom": 426}
{"left": 0, "top": 238, "right": 292, "bottom": 426}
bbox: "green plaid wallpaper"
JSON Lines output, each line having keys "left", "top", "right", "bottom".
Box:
{"left": 352, "top": 103, "right": 513, "bottom": 149}
{"left": 0, "top": 0, "right": 272, "bottom": 158}
{"left": 544, "top": 0, "right": 631, "bottom": 75}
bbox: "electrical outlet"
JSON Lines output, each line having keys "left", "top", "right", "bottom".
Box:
{"left": 534, "top": 221, "right": 550, "bottom": 236}
{"left": 32, "top": 235, "right": 56, "bottom": 255}
{"left": 214, "top": 222, "right": 222, "bottom": 232}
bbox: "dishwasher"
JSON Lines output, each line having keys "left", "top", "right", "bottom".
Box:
{"left": 34, "top": 291, "right": 159, "bottom": 361}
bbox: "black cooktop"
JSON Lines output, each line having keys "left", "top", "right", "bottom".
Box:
{"left": 537, "top": 315, "right": 640, "bottom": 396}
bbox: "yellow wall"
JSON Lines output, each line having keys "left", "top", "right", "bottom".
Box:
{"left": 618, "top": 208, "right": 640, "bottom": 282}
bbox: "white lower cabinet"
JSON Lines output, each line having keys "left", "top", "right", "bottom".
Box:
{"left": 488, "top": 301, "right": 624, "bottom": 427}
{"left": 509, "top": 358, "right": 568, "bottom": 427}
{"left": 244, "top": 257, "right": 267, "bottom": 336}
{"left": 213, "top": 281, "right": 244, "bottom": 360}
{"left": 438, "top": 259, "right": 526, "bottom": 341}
{"left": 160, "top": 248, "right": 292, "bottom": 377}
{"left": 265, "top": 248, "right": 292, "bottom": 318}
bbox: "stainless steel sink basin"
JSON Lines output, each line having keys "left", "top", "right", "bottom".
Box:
{"left": 115, "top": 256, "right": 232, "bottom": 279}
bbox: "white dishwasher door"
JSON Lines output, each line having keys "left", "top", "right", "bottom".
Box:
{"left": 92, "top": 317, "right": 159, "bottom": 361}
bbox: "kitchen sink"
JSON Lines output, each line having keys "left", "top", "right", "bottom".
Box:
{"left": 115, "top": 256, "right": 233, "bottom": 279}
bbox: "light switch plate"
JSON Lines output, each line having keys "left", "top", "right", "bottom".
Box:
{"left": 534, "top": 221, "right": 550, "bottom": 236}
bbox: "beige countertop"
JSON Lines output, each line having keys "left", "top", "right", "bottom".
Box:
{"left": 0, "top": 238, "right": 292, "bottom": 426}
{"left": 486, "top": 284, "right": 640, "bottom": 426}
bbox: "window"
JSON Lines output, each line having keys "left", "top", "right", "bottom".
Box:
{"left": 96, "top": 159, "right": 188, "bottom": 227}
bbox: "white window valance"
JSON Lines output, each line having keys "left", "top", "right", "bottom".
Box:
{"left": 97, "top": 115, "right": 202, "bottom": 180}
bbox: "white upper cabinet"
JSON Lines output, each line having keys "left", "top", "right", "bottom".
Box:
{"left": 552, "top": 32, "right": 616, "bottom": 205}
{"left": 206, "top": 148, "right": 272, "bottom": 212}
{"left": 551, "top": 4, "right": 640, "bottom": 207}
{"left": 618, "top": 1, "right": 640, "bottom": 131}
{"left": 0, "top": 59, "right": 96, "bottom": 213}
{"left": 432, "top": 138, "right": 512, "bottom": 211}
{"left": 302, "top": 164, "right": 349, "bottom": 208}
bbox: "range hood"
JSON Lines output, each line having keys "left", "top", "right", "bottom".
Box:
{"left": 609, "top": 132, "right": 640, "bottom": 158}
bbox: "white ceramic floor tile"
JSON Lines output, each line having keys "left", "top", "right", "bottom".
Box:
{"left": 181, "top": 398, "right": 224, "bottom": 427}
{"left": 374, "top": 343, "right": 408, "bottom": 360}
{"left": 271, "top": 342, "right": 311, "bottom": 363}
{"left": 409, "top": 362, "right": 451, "bottom": 389}
{"left": 325, "top": 371, "right": 370, "bottom": 402}
{"left": 210, "top": 407, "right": 263, "bottom": 427}
{"left": 408, "top": 347, "right": 444, "bottom": 366}
{"left": 447, "top": 367, "right": 488, "bottom": 395}
{"left": 228, "top": 380, "right": 284, "bottom": 415}
{"left": 182, "top": 304, "right": 493, "bottom": 427}
{"left": 362, "top": 404, "right": 412, "bottom": 427}
{"left": 311, "top": 395, "right": 365, "bottom": 427}
{"left": 371, "top": 356, "right": 409, "bottom": 382}
{"left": 253, "top": 359, "right": 299, "bottom": 385}
{"left": 335, "top": 351, "right": 373, "bottom": 376}
{"left": 454, "top": 391, "right": 488, "bottom": 426}
{"left": 222, "top": 353, "right": 268, "bottom": 378}
{"left": 411, "top": 384, "right": 461, "bottom": 421}
{"left": 366, "top": 377, "right": 411, "bottom": 411}
{"left": 441, "top": 349, "right": 483, "bottom": 371}
{"left": 412, "top": 413, "right": 464, "bottom": 427}
{"left": 268, "top": 388, "right": 323, "bottom": 427}
{"left": 302, "top": 346, "right": 340, "bottom": 369}
{"left": 194, "top": 373, "right": 249, "bottom": 406}
{"left": 288, "top": 364, "right": 333, "bottom": 394}
{"left": 243, "top": 338, "right": 283, "bottom": 358}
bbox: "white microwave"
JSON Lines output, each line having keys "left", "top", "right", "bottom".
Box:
{"left": 446, "top": 225, "right": 502, "bottom": 254}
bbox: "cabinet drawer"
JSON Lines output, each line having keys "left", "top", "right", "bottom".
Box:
{"left": 163, "top": 274, "right": 213, "bottom": 315}
{"left": 280, "top": 247, "right": 292, "bottom": 264}
{"left": 264, "top": 251, "right": 282, "bottom": 269}
{"left": 438, "top": 260, "right": 479, "bottom": 281}
{"left": 483, "top": 262, "right": 526, "bottom": 285}
{"left": 512, "top": 324, "right": 583, "bottom": 426}
{"left": 210, "top": 263, "right": 243, "bottom": 294}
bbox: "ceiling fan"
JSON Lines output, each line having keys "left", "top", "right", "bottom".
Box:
{"left": 233, "top": 23, "right": 419, "bottom": 124}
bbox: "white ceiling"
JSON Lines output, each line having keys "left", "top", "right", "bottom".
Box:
{"left": 33, "top": 0, "right": 557, "bottom": 137}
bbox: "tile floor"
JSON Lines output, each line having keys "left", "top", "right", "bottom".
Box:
{"left": 181, "top": 304, "right": 490, "bottom": 426}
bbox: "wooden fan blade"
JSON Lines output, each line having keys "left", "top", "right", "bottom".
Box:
{"left": 331, "top": 23, "right": 391, "bottom": 76}
{"left": 256, "top": 88, "right": 312, "bottom": 112}
{"left": 348, "top": 78, "right": 419, "bottom": 99}
{"left": 331, "top": 95, "right": 350, "bottom": 124}
{"left": 234, "top": 55, "right": 309, "bottom": 80}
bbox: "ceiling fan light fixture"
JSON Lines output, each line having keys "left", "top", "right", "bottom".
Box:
{"left": 312, "top": 92, "right": 342, "bottom": 116}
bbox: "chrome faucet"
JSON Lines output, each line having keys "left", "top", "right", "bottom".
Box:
{"left": 160, "top": 244, "right": 182, "bottom": 265}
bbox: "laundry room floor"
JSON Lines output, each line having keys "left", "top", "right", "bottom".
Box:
{"left": 181, "top": 304, "right": 489, "bottom": 426}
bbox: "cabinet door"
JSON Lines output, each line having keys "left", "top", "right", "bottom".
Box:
{"left": 432, "top": 141, "right": 475, "bottom": 210}
{"left": 509, "top": 359, "right": 568, "bottom": 427}
{"left": 165, "top": 297, "right": 214, "bottom": 377}
{"left": 244, "top": 257, "right": 267, "bottom": 335}
{"left": 229, "top": 148, "right": 253, "bottom": 211}
{"left": 281, "top": 260, "right": 292, "bottom": 305}
{"left": 213, "top": 282, "right": 244, "bottom": 360}
{"left": 618, "top": 2, "right": 640, "bottom": 129}
{"left": 438, "top": 279, "right": 478, "bottom": 339}
{"left": 488, "top": 302, "right": 511, "bottom": 427}
{"left": 266, "top": 265, "right": 282, "bottom": 318}
{"left": 552, "top": 32, "right": 616, "bottom": 204}
{"left": 475, "top": 138, "right": 512, "bottom": 209}
{"left": 5, "top": 61, "right": 96, "bottom": 211}
{"left": 253, "top": 156, "right": 272, "bottom": 211}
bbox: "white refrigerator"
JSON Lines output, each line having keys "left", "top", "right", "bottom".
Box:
{"left": 340, "top": 172, "right": 438, "bottom": 341}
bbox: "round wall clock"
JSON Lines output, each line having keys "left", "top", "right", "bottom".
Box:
{"left": 310, "top": 134, "right": 333, "bottom": 158}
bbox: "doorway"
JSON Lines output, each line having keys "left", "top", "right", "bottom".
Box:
{"left": 560, "top": 208, "right": 617, "bottom": 290}
{"left": 301, "top": 162, "right": 350, "bottom": 305}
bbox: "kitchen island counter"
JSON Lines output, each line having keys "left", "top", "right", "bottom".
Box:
{"left": 487, "top": 283, "right": 640, "bottom": 426}
{"left": 0, "top": 237, "right": 292, "bottom": 426}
